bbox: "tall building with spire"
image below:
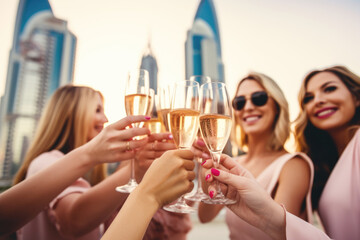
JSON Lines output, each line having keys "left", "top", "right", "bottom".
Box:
{"left": 0, "top": 0, "right": 77, "bottom": 184}
{"left": 139, "top": 39, "right": 158, "bottom": 117}
{"left": 140, "top": 40, "right": 158, "bottom": 94}
{"left": 185, "top": 0, "right": 224, "bottom": 84}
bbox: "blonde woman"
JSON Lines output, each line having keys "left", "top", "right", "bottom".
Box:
{"left": 197, "top": 72, "right": 314, "bottom": 239}
{"left": 13, "top": 85, "right": 152, "bottom": 239}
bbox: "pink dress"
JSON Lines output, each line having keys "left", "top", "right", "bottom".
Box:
{"left": 226, "top": 152, "right": 314, "bottom": 240}
{"left": 17, "top": 150, "right": 101, "bottom": 240}
{"left": 286, "top": 129, "right": 360, "bottom": 239}
{"left": 143, "top": 209, "right": 192, "bottom": 240}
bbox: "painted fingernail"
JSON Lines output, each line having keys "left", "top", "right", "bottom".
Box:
{"left": 145, "top": 116, "right": 151, "bottom": 120}
{"left": 209, "top": 191, "right": 214, "bottom": 199}
{"left": 205, "top": 174, "right": 211, "bottom": 181}
{"left": 168, "top": 134, "right": 173, "bottom": 139}
{"left": 211, "top": 168, "right": 220, "bottom": 176}
{"left": 201, "top": 160, "right": 207, "bottom": 166}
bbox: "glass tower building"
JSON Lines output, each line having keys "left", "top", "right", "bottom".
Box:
{"left": 0, "top": 0, "right": 76, "bottom": 184}
{"left": 185, "top": 0, "right": 224, "bottom": 84}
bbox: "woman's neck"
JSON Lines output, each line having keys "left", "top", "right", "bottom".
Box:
{"left": 328, "top": 128, "right": 355, "bottom": 156}
{"left": 246, "top": 134, "right": 281, "bottom": 160}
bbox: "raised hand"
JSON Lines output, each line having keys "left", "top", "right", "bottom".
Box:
{"left": 202, "top": 155, "right": 285, "bottom": 238}
{"left": 84, "top": 115, "right": 151, "bottom": 165}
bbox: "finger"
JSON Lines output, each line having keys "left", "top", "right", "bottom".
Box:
{"left": 204, "top": 169, "right": 213, "bottom": 182}
{"left": 211, "top": 168, "right": 245, "bottom": 190}
{"left": 150, "top": 142, "right": 176, "bottom": 151}
{"left": 113, "top": 115, "right": 151, "bottom": 129}
{"left": 129, "top": 137, "right": 149, "bottom": 150}
{"left": 201, "top": 158, "right": 214, "bottom": 169}
{"left": 220, "top": 155, "right": 254, "bottom": 178}
{"left": 120, "top": 127, "right": 150, "bottom": 140}
{"left": 175, "top": 149, "right": 194, "bottom": 160}
{"left": 187, "top": 171, "right": 196, "bottom": 181}
{"left": 148, "top": 132, "right": 174, "bottom": 142}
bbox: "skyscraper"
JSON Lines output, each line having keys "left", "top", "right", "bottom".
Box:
{"left": 140, "top": 39, "right": 158, "bottom": 117}
{"left": 185, "top": 0, "right": 224, "bottom": 84}
{"left": 0, "top": 0, "right": 77, "bottom": 184}
{"left": 140, "top": 40, "right": 158, "bottom": 94}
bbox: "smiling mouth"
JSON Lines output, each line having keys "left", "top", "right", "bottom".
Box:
{"left": 243, "top": 116, "right": 261, "bottom": 122}
{"left": 316, "top": 108, "right": 336, "bottom": 118}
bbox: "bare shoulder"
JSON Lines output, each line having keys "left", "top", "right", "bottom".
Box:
{"left": 280, "top": 155, "right": 311, "bottom": 183}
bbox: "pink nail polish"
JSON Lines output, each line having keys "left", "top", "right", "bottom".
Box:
{"left": 205, "top": 174, "right": 211, "bottom": 181}
{"left": 211, "top": 168, "right": 220, "bottom": 176}
{"left": 201, "top": 160, "right": 207, "bottom": 166}
{"left": 145, "top": 116, "right": 151, "bottom": 120}
{"left": 168, "top": 134, "right": 173, "bottom": 139}
{"left": 209, "top": 191, "right": 214, "bottom": 199}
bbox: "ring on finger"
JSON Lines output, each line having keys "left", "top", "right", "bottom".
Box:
{"left": 126, "top": 141, "right": 131, "bottom": 151}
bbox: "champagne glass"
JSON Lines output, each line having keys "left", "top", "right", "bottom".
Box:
{"left": 199, "top": 82, "right": 236, "bottom": 204}
{"left": 163, "top": 80, "right": 200, "bottom": 213}
{"left": 116, "top": 69, "right": 150, "bottom": 193}
{"left": 156, "top": 85, "right": 172, "bottom": 132}
{"left": 185, "top": 75, "right": 211, "bottom": 202}
{"left": 144, "top": 89, "right": 163, "bottom": 134}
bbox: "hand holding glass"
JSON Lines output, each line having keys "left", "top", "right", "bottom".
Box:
{"left": 116, "top": 69, "right": 150, "bottom": 193}
{"left": 199, "top": 82, "right": 236, "bottom": 204}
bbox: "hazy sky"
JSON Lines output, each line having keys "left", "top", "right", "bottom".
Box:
{"left": 0, "top": 0, "right": 359, "bottom": 124}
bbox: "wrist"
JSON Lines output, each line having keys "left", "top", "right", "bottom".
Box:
{"left": 261, "top": 201, "right": 286, "bottom": 240}
{"left": 74, "top": 145, "right": 96, "bottom": 170}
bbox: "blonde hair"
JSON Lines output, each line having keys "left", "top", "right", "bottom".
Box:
{"left": 231, "top": 72, "right": 290, "bottom": 152}
{"left": 293, "top": 65, "right": 360, "bottom": 209}
{"left": 13, "top": 85, "right": 107, "bottom": 186}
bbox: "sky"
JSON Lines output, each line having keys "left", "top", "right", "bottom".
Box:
{"left": 0, "top": 0, "right": 360, "bottom": 125}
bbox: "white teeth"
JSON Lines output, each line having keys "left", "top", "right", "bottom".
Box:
{"left": 318, "top": 109, "right": 334, "bottom": 117}
{"left": 244, "top": 116, "right": 260, "bottom": 122}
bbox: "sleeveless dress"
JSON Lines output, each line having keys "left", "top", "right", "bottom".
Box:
{"left": 285, "top": 129, "right": 360, "bottom": 239}
{"left": 226, "top": 152, "right": 314, "bottom": 240}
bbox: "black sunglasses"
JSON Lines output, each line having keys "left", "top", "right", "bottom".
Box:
{"left": 232, "top": 91, "right": 269, "bottom": 110}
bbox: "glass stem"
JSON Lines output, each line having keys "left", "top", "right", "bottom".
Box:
{"left": 130, "top": 158, "right": 136, "bottom": 182}
{"left": 212, "top": 152, "right": 222, "bottom": 195}
{"left": 196, "top": 159, "right": 203, "bottom": 192}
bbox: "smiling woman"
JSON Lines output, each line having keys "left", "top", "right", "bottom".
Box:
{"left": 12, "top": 84, "right": 151, "bottom": 240}
{"left": 196, "top": 72, "right": 314, "bottom": 240}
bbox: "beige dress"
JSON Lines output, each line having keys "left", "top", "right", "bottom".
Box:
{"left": 226, "top": 152, "right": 314, "bottom": 240}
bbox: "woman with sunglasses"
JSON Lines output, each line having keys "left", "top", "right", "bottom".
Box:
{"left": 197, "top": 72, "right": 314, "bottom": 239}
{"left": 203, "top": 66, "right": 360, "bottom": 239}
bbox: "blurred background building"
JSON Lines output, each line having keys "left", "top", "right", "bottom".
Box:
{"left": 185, "top": 0, "right": 225, "bottom": 84}
{"left": 0, "top": 0, "right": 76, "bottom": 186}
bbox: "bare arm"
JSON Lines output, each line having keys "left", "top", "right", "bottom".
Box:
{"left": 101, "top": 149, "right": 196, "bottom": 240}
{"left": 274, "top": 157, "right": 311, "bottom": 219}
{"left": 0, "top": 115, "right": 150, "bottom": 237}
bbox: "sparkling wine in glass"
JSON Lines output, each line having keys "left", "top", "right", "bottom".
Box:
{"left": 163, "top": 80, "right": 200, "bottom": 213}
{"left": 156, "top": 85, "right": 172, "bottom": 132}
{"left": 200, "top": 82, "right": 236, "bottom": 204}
{"left": 184, "top": 75, "right": 211, "bottom": 202}
{"left": 144, "top": 90, "right": 163, "bottom": 134}
{"left": 116, "top": 69, "right": 150, "bottom": 193}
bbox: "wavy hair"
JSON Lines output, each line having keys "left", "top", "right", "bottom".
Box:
{"left": 13, "top": 85, "right": 107, "bottom": 186}
{"left": 294, "top": 65, "right": 360, "bottom": 210}
{"left": 231, "top": 72, "right": 290, "bottom": 152}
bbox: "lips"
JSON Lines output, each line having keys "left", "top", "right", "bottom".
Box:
{"left": 315, "top": 107, "right": 337, "bottom": 119}
{"left": 243, "top": 115, "right": 261, "bottom": 123}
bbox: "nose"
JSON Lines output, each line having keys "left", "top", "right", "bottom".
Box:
{"left": 102, "top": 113, "right": 108, "bottom": 123}
{"left": 243, "top": 98, "right": 255, "bottom": 110}
{"left": 313, "top": 92, "right": 326, "bottom": 106}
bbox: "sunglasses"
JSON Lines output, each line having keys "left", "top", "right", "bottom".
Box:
{"left": 232, "top": 91, "right": 269, "bottom": 110}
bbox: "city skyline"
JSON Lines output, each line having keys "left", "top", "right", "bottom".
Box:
{"left": 0, "top": 0, "right": 359, "bottom": 126}
{"left": 0, "top": 0, "right": 76, "bottom": 180}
